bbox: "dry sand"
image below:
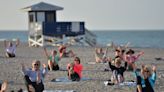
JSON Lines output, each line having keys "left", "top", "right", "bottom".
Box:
{"left": 0, "top": 42, "right": 164, "bottom": 92}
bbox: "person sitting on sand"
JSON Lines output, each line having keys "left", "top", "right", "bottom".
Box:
{"left": 4, "top": 39, "right": 19, "bottom": 58}
{"left": 133, "top": 64, "right": 157, "bottom": 92}
{"left": 106, "top": 57, "right": 127, "bottom": 85}
{"left": 67, "top": 57, "right": 83, "bottom": 81}
{"left": 22, "top": 60, "right": 48, "bottom": 92}
{"left": 95, "top": 47, "right": 108, "bottom": 63}
{"left": 0, "top": 81, "right": 7, "bottom": 92}
{"left": 44, "top": 47, "right": 61, "bottom": 71}
{"left": 114, "top": 48, "right": 126, "bottom": 61}
{"left": 125, "top": 49, "right": 144, "bottom": 71}
{"left": 112, "top": 42, "right": 130, "bottom": 61}
{"left": 58, "top": 44, "right": 75, "bottom": 58}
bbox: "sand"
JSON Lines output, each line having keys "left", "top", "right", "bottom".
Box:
{"left": 0, "top": 42, "right": 164, "bottom": 92}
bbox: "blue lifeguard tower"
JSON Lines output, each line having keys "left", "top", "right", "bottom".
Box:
{"left": 22, "top": 2, "right": 96, "bottom": 47}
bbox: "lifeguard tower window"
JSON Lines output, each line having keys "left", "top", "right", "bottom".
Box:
{"left": 29, "top": 15, "right": 34, "bottom": 22}
{"left": 47, "top": 13, "right": 55, "bottom": 22}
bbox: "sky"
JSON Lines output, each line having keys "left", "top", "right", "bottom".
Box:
{"left": 0, "top": 0, "right": 164, "bottom": 30}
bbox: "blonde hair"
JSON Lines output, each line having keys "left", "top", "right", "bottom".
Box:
{"left": 141, "top": 65, "right": 152, "bottom": 76}
{"left": 115, "top": 57, "right": 121, "bottom": 65}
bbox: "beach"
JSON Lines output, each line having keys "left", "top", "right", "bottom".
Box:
{"left": 0, "top": 42, "right": 164, "bottom": 92}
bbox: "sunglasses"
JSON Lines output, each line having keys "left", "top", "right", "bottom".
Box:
{"left": 74, "top": 59, "right": 79, "bottom": 61}
{"left": 34, "top": 63, "right": 39, "bottom": 66}
{"left": 144, "top": 70, "right": 149, "bottom": 73}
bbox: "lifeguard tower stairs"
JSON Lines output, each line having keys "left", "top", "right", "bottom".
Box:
{"left": 22, "top": 2, "right": 96, "bottom": 47}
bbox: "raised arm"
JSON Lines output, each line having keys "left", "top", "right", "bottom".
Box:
{"left": 4, "top": 40, "right": 7, "bottom": 48}
{"left": 15, "top": 39, "right": 20, "bottom": 47}
{"left": 151, "top": 65, "right": 157, "bottom": 82}
{"left": 104, "top": 47, "right": 108, "bottom": 55}
{"left": 43, "top": 47, "right": 49, "bottom": 59}
{"left": 124, "top": 42, "right": 130, "bottom": 49}
{"left": 42, "top": 64, "right": 48, "bottom": 78}
{"left": 136, "top": 51, "right": 144, "bottom": 59}
{"left": 21, "top": 63, "right": 26, "bottom": 74}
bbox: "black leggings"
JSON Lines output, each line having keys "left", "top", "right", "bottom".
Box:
{"left": 24, "top": 75, "right": 44, "bottom": 92}
{"left": 67, "top": 72, "right": 80, "bottom": 81}
{"left": 48, "top": 64, "right": 60, "bottom": 71}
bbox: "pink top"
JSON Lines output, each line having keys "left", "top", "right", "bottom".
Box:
{"left": 67, "top": 63, "right": 83, "bottom": 78}
{"left": 125, "top": 55, "right": 139, "bottom": 64}
{"left": 73, "top": 64, "right": 83, "bottom": 78}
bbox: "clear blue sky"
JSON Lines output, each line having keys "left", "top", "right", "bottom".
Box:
{"left": 0, "top": 0, "right": 164, "bottom": 30}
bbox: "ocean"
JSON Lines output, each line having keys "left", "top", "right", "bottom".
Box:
{"left": 0, "top": 30, "right": 164, "bottom": 48}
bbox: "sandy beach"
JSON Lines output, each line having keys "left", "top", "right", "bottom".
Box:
{"left": 0, "top": 42, "right": 164, "bottom": 92}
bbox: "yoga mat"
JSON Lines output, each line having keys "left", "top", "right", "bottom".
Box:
{"left": 51, "top": 77, "right": 92, "bottom": 84}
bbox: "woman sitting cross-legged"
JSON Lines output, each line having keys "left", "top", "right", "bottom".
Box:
{"left": 4, "top": 39, "right": 19, "bottom": 58}
{"left": 22, "top": 60, "right": 48, "bottom": 92}
{"left": 67, "top": 57, "right": 83, "bottom": 81}
{"left": 58, "top": 45, "right": 75, "bottom": 58}
{"left": 133, "top": 64, "right": 157, "bottom": 92}
{"left": 95, "top": 47, "right": 108, "bottom": 63}
{"left": 125, "top": 49, "right": 144, "bottom": 71}
{"left": 44, "top": 47, "right": 61, "bottom": 71}
{"left": 105, "top": 57, "right": 127, "bottom": 85}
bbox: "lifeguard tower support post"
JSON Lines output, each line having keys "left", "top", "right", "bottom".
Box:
{"left": 22, "top": 2, "right": 96, "bottom": 47}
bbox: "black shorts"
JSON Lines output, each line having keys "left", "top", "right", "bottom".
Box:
{"left": 24, "top": 75, "right": 44, "bottom": 92}
{"left": 70, "top": 72, "right": 80, "bottom": 81}
{"left": 6, "top": 52, "right": 15, "bottom": 58}
{"left": 48, "top": 64, "right": 59, "bottom": 71}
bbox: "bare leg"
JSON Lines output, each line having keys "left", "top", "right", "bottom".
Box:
{"left": 111, "top": 70, "right": 118, "bottom": 84}
{"left": 117, "top": 74, "right": 124, "bottom": 83}
{"left": 48, "top": 60, "right": 53, "bottom": 71}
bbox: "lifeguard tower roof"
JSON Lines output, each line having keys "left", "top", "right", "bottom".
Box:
{"left": 22, "top": 2, "right": 63, "bottom": 11}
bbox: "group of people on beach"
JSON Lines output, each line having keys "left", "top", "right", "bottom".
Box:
{"left": 1, "top": 40, "right": 157, "bottom": 92}
{"left": 95, "top": 43, "right": 156, "bottom": 92}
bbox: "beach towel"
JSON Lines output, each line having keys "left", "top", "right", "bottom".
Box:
{"left": 87, "top": 62, "right": 106, "bottom": 65}
{"left": 104, "top": 81, "right": 136, "bottom": 87}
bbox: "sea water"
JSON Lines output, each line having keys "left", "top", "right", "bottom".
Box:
{"left": 0, "top": 30, "right": 164, "bottom": 48}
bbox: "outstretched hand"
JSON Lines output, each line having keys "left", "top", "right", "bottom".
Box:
{"left": 42, "top": 64, "right": 47, "bottom": 68}
{"left": 152, "top": 65, "right": 156, "bottom": 72}
{"left": 139, "top": 51, "right": 144, "bottom": 56}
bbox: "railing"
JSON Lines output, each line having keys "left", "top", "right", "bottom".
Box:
{"left": 43, "top": 22, "right": 85, "bottom": 37}
{"left": 85, "top": 29, "right": 97, "bottom": 46}
{"left": 29, "top": 22, "right": 42, "bottom": 36}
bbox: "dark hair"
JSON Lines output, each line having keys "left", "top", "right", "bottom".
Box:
{"left": 115, "top": 49, "right": 121, "bottom": 52}
{"left": 74, "top": 57, "right": 80, "bottom": 64}
{"left": 59, "top": 46, "right": 66, "bottom": 53}
{"left": 126, "top": 49, "right": 135, "bottom": 54}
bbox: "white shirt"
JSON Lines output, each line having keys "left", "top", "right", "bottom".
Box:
{"left": 22, "top": 68, "right": 48, "bottom": 82}
{"left": 6, "top": 45, "right": 16, "bottom": 54}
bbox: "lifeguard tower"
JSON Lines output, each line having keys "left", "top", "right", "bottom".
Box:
{"left": 22, "top": 2, "right": 96, "bottom": 47}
